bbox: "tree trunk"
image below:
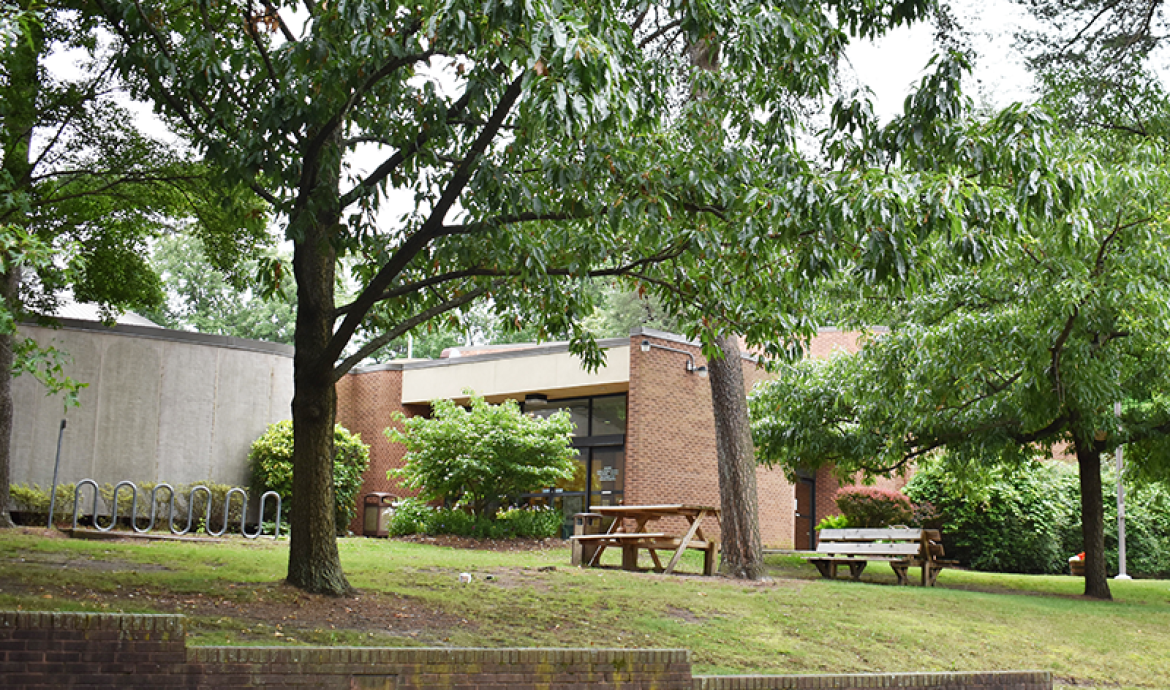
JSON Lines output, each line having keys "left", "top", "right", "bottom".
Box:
{"left": 0, "top": 2, "right": 42, "bottom": 530}
{"left": 286, "top": 134, "right": 351, "bottom": 596}
{"left": 0, "top": 270, "right": 17, "bottom": 529}
{"left": 1073, "top": 438, "right": 1112, "bottom": 600}
{"left": 708, "top": 334, "right": 764, "bottom": 579}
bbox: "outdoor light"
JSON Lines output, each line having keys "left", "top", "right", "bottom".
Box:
{"left": 524, "top": 393, "right": 549, "bottom": 407}
{"left": 641, "top": 339, "right": 706, "bottom": 376}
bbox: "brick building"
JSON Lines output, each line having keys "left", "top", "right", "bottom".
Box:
{"left": 337, "top": 327, "right": 896, "bottom": 549}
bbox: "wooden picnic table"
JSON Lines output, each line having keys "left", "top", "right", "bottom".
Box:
{"left": 570, "top": 504, "right": 721, "bottom": 575}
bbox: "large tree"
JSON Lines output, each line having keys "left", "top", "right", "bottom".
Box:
{"left": 94, "top": 0, "right": 972, "bottom": 593}
{"left": 750, "top": 134, "right": 1170, "bottom": 600}
{"left": 1016, "top": 0, "right": 1168, "bottom": 144}
{"left": 0, "top": 2, "right": 265, "bottom": 527}
{"left": 146, "top": 234, "right": 296, "bottom": 344}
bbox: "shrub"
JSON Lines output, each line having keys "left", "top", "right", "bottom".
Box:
{"left": 10, "top": 483, "right": 77, "bottom": 523}
{"left": 1100, "top": 472, "right": 1170, "bottom": 578}
{"left": 386, "top": 499, "right": 561, "bottom": 539}
{"left": 386, "top": 497, "right": 433, "bottom": 537}
{"left": 388, "top": 393, "right": 577, "bottom": 517}
{"left": 904, "top": 459, "right": 1080, "bottom": 574}
{"left": 249, "top": 420, "right": 371, "bottom": 534}
{"left": 497, "top": 505, "right": 562, "bottom": 538}
{"left": 834, "top": 486, "right": 913, "bottom": 528}
{"left": 815, "top": 513, "right": 850, "bottom": 531}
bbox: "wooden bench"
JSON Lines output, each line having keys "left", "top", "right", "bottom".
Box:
{"left": 807, "top": 528, "right": 952, "bottom": 586}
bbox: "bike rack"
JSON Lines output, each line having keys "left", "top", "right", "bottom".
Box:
{"left": 71, "top": 479, "right": 281, "bottom": 539}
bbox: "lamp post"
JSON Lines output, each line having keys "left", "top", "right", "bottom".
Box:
{"left": 1116, "top": 401, "right": 1131, "bottom": 581}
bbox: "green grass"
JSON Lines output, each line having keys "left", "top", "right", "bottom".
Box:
{"left": 1, "top": 529, "right": 1167, "bottom": 690}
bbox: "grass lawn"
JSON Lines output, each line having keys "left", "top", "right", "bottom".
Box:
{"left": 1, "top": 528, "right": 1166, "bottom": 690}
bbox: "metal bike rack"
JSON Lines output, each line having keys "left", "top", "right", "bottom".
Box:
{"left": 71, "top": 479, "right": 281, "bottom": 539}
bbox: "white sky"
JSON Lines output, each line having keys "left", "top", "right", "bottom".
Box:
{"left": 39, "top": 1, "right": 1042, "bottom": 229}
{"left": 846, "top": 0, "right": 1036, "bottom": 120}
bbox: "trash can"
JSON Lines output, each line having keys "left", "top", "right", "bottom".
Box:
{"left": 571, "top": 512, "right": 603, "bottom": 566}
{"left": 363, "top": 493, "right": 397, "bottom": 537}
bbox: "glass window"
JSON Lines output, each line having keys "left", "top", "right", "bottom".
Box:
{"left": 556, "top": 456, "right": 588, "bottom": 492}
{"left": 591, "top": 396, "right": 627, "bottom": 436}
{"left": 528, "top": 397, "right": 589, "bottom": 436}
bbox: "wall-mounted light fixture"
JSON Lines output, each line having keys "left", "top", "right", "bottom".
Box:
{"left": 639, "top": 339, "right": 708, "bottom": 377}
{"left": 524, "top": 393, "right": 550, "bottom": 407}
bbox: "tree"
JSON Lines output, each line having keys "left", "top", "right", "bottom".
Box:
{"left": 750, "top": 136, "right": 1170, "bottom": 599}
{"left": 388, "top": 393, "right": 577, "bottom": 518}
{"left": 146, "top": 234, "right": 296, "bottom": 344}
{"left": 1016, "top": 0, "right": 1168, "bottom": 144}
{"left": 0, "top": 3, "right": 266, "bottom": 527}
{"left": 94, "top": 0, "right": 965, "bottom": 593}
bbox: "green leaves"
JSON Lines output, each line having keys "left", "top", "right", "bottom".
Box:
{"left": 249, "top": 421, "right": 371, "bottom": 532}
{"left": 387, "top": 392, "right": 578, "bottom": 517}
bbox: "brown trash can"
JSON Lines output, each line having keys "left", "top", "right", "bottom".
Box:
{"left": 571, "top": 512, "right": 603, "bottom": 566}
{"left": 363, "top": 493, "right": 397, "bottom": 537}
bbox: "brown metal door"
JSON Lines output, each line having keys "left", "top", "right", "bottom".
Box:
{"left": 794, "top": 478, "right": 815, "bottom": 550}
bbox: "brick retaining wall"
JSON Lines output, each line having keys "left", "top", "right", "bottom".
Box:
{"left": 0, "top": 611, "right": 1051, "bottom": 690}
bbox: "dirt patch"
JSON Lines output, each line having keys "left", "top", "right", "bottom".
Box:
{"left": 665, "top": 605, "right": 706, "bottom": 624}
{"left": 7, "top": 553, "right": 171, "bottom": 572}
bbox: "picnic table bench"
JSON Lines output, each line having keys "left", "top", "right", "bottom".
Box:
{"left": 570, "top": 505, "right": 720, "bottom": 575}
{"left": 807, "top": 527, "right": 952, "bottom": 586}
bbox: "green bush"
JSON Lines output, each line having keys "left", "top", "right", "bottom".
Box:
{"left": 386, "top": 499, "right": 561, "bottom": 539}
{"left": 1100, "top": 473, "right": 1170, "bottom": 578}
{"left": 386, "top": 497, "right": 433, "bottom": 537}
{"left": 904, "top": 459, "right": 1080, "bottom": 574}
{"left": 497, "top": 505, "right": 562, "bottom": 538}
{"left": 834, "top": 486, "right": 913, "bottom": 527}
{"left": 814, "top": 513, "right": 850, "bottom": 531}
{"left": 10, "top": 483, "right": 77, "bottom": 522}
{"left": 387, "top": 393, "right": 577, "bottom": 517}
{"left": 249, "top": 420, "right": 370, "bottom": 534}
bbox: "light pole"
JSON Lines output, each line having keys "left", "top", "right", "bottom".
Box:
{"left": 1115, "top": 401, "right": 1131, "bottom": 581}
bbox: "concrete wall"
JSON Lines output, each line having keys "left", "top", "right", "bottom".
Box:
{"left": 0, "top": 611, "right": 1053, "bottom": 690}
{"left": 11, "top": 321, "right": 293, "bottom": 488}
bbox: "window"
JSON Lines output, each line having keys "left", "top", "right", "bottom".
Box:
{"left": 520, "top": 393, "right": 627, "bottom": 536}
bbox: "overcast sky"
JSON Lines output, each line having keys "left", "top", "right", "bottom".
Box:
{"left": 847, "top": 0, "right": 1037, "bottom": 120}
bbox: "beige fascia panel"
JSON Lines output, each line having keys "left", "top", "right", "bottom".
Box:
{"left": 401, "top": 345, "right": 630, "bottom": 405}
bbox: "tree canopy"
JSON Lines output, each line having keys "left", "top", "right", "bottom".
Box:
{"left": 93, "top": 0, "right": 987, "bottom": 594}
{"left": 0, "top": 2, "right": 266, "bottom": 526}
{"left": 750, "top": 134, "right": 1170, "bottom": 599}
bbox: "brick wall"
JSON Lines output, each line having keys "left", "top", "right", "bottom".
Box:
{"left": 334, "top": 328, "right": 908, "bottom": 545}
{"left": 335, "top": 368, "right": 425, "bottom": 534}
{"left": 625, "top": 334, "right": 796, "bottom": 547}
{"left": 0, "top": 611, "right": 187, "bottom": 688}
{"left": 0, "top": 611, "right": 1052, "bottom": 690}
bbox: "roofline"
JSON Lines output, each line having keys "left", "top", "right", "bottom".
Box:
{"left": 350, "top": 336, "right": 632, "bottom": 374}
{"left": 20, "top": 318, "right": 295, "bottom": 357}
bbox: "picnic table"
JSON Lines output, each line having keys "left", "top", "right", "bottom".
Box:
{"left": 570, "top": 504, "right": 721, "bottom": 575}
{"left": 807, "top": 527, "right": 952, "bottom": 586}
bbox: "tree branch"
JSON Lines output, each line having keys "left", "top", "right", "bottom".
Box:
{"left": 332, "top": 284, "right": 490, "bottom": 381}
{"left": 338, "top": 82, "right": 475, "bottom": 208}
{"left": 319, "top": 73, "right": 527, "bottom": 371}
